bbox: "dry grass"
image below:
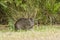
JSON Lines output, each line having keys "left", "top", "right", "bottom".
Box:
{"left": 0, "top": 25, "right": 60, "bottom": 40}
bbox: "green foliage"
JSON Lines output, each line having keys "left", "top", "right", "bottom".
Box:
{"left": 53, "top": 2, "right": 60, "bottom": 13}
{"left": 0, "top": 0, "right": 60, "bottom": 31}
{"left": 8, "top": 18, "right": 15, "bottom": 31}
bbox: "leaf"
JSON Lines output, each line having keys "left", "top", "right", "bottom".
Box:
{"left": 53, "top": 2, "right": 60, "bottom": 12}
{"left": 0, "top": 2, "right": 7, "bottom": 8}
{"left": 15, "top": 0, "right": 22, "bottom": 6}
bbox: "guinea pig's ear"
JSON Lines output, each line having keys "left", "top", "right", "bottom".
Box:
{"left": 30, "top": 18, "right": 34, "bottom": 21}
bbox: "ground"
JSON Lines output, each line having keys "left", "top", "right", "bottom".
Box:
{"left": 0, "top": 25, "right": 60, "bottom": 40}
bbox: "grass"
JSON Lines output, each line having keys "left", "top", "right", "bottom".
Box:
{"left": 0, "top": 25, "right": 60, "bottom": 40}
